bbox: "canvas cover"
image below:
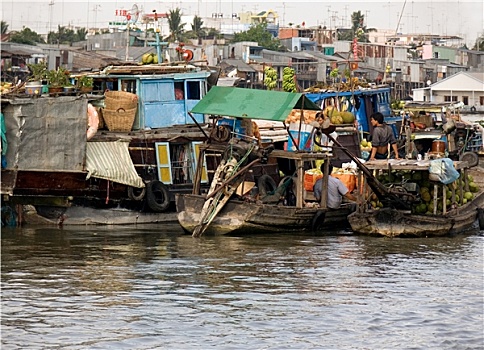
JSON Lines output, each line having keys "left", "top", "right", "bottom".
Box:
{"left": 190, "top": 86, "right": 321, "bottom": 121}
{"left": 86, "top": 141, "right": 145, "bottom": 188}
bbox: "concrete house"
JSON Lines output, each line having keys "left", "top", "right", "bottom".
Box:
{"left": 412, "top": 71, "right": 484, "bottom": 111}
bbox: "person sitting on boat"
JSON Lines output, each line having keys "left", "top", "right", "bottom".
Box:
{"left": 369, "top": 112, "right": 400, "bottom": 161}
{"left": 313, "top": 162, "right": 356, "bottom": 209}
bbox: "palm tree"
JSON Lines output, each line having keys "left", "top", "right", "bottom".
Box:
{"left": 1, "top": 21, "right": 9, "bottom": 34}
{"left": 338, "top": 11, "right": 376, "bottom": 42}
{"left": 192, "top": 15, "right": 205, "bottom": 44}
{"left": 76, "top": 28, "right": 88, "bottom": 41}
{"left": 167, "top": 8, "right": 185, "bottom": 42}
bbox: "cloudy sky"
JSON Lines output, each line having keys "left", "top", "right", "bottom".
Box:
{"left": 2, "top": 0, "right": 483, "bottom": 46}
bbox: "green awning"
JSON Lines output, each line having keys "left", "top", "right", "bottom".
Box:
{"left": 190, "top": 86, "right": 321, "bottom": 121}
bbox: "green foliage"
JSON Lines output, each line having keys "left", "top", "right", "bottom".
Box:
{"left": 9, "top": 27, "right": 45, "bottom": 45}
{"left": 47, "top": 67, "right": 70, "bottom": 88}
{"left": 472, "top": 34, "right": 484, "bottom": 51}
{"left": 337, "top": 10, "right": 376, "bottom": 42}
{"left": 77, "top": 75, "right": 94, "bottom": 88}
{"left": 1, "top": 21, "right": 8, "bottom": 34}
{"left": 167, "top": 8, "right": 185, "bottom": 42}
{"left": 47, "top": 25, "right": 77, "bottom": 45}
{"left": 27, "top": 62, "right": 47, "bottom": 81}
{"left": 232, "top": 23, "right": 282, "bottom": 51}
{"left": 75, "top": 28, "right": 88, "bottom": 41}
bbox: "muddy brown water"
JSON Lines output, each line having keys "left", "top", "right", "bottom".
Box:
{"left": 1, "top": 225, "right": 483, "bottom": 349}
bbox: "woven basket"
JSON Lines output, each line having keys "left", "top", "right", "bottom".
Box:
{"left": 104, "top": 90, "right": 138, "bottom": 110}
{"left": 102, "top": 107, "right": 136, "bottom": 132}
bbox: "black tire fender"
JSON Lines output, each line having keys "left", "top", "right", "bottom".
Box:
{"left": 278, "top": 176, "right": 297, "bottom": 206}
{"left": 127, "top": 186, "right": 146, "bottom": 201}
{"left": 460, "top": 151, "right": 479, "bottom": 168}
{"left": 211, "top": 125, "right": 231, "bottom": 142}
{"left": 258, "top": 175, "right": 277, "bottom": 197}
{"left": 146, "top": 180, "right": 171, "bottom": 212}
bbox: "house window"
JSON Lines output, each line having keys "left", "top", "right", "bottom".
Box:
{"left": 444, "top": 95, "right": 457, "bottom": 102}
{"left": 480, "top": 96, "right": 484, "bottom": 105}
{"left": 462, "top": 96, "right": 469, "bottom": 105}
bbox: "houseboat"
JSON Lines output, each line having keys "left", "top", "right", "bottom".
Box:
{"left": 1, "top": 63, "right": 217, "bottom": 226}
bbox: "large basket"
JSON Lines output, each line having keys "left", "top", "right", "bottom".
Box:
{"left": 104, "top": 90, "right": 138, "bottom": 110}
{"left": 102, "top": 107, "right": 137, "bottom": 132}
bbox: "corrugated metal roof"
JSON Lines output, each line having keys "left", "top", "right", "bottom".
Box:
{"left": 220, "top": 59, "right": 257, "bottom": 72}
{"left": 86, "top": 141, "right": 145, "bottom": 188}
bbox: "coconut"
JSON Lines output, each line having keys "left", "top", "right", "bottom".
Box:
{"left": 341, "top": 111, "right": 356, "bottom": 124}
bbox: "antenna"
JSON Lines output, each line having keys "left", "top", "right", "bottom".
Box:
{"left": 128, "top": 4, "right": 140, "bottom": 23}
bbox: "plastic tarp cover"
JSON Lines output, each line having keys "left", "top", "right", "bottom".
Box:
{"left": 190, "top": 86, "right": 321, "bottom": 121}
{"left": 86, "top": 141, "right": 145, "bottom": 188}
{"left": 428, "top": 158, "right": 460, "bottom": 185}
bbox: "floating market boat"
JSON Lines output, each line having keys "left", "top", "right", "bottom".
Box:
{"left": 176, "top": 87, "right": 356, "bottom": 236}
{"left": 347, "top": 159, "right": 484, "bottom": 237}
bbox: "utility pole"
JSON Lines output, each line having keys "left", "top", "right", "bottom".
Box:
{"left": 93, "top": 4, "right": 101, "bottom": 33}
{"left": 48, "top": 0, "right": 54, "bottom": 34}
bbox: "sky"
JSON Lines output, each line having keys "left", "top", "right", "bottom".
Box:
{"left": 2, "top": 0, "right": 483, "bottom": 46}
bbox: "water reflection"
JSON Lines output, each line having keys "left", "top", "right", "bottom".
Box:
{"left": 2, "top": 226, "right": 483, "bottom": 349}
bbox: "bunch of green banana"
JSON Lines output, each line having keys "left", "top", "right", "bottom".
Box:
{"left": 282, "top": 67, "right": 297, "bottom": 92}
{"left": 264, "top": 67, "right": 278, "bottom": 90}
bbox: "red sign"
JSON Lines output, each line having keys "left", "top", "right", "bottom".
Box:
{"left": 115, "top": 9, "right": 128, "bottom": 17}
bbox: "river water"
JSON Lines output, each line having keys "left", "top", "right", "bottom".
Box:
{"left": 1, "top": 225, "right": 483, "bottom": 350}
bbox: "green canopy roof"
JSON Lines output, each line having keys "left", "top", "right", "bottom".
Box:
{"left": 190, "top": 86, "right": 321, "bottom": 121}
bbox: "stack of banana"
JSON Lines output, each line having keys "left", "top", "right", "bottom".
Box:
{"left": 263, "top": 67, "right": 277, "bottom": 90}
{"left": 282, "top": 67, "right": 297, "bottom": 92}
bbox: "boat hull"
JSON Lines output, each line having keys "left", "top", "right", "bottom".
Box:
{"left": 176, "top": 194, "right": 353, "bottom": 235}
{"left": 348, "top": 191, "right": 484, "bottom": 237}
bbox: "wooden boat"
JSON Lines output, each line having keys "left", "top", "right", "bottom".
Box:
{"left": 177, "top": 145, "right": 355, "bottom": 235}
{"left": 348, "top": 159, "right": 484, "bottom": 237}
{"left": 176, "top": 87, "right": 357, "bottom": 236}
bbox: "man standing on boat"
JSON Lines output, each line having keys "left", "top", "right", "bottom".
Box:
{"left": 369, "top": 112, "right": 400, "bottom": 160}
{"left": 313, "top": 162, "right": 356, "bottom": 209}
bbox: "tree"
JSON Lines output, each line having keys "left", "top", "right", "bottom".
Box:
{"left": 191, "top": 15, "right": 205, "bottom": 44}
{"left": 9, "top": 27, "right": 45, "bottom": 45}
{"left": 1, "top": 21, "right": 8, "bottom": 34}
{"left": 472, "top": 33, "right": 484, "bottom": 51}
{"left": 232, "top": 23, "right": 282, "bottom": 51}
{"left": 47, "top": 25, "right": 77, "bottom": 45}
{"left": 338, "top": 11, "right": 376, "bottom": 42}
{"left": 75, "top": 28, "right": 88, "bottom": 42}
{"left": 166, "top": 8, "right": 185, "bottom": 42}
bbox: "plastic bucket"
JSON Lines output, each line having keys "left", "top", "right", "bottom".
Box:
{"left": 25, "top": 84, "right": 42, "bottom": 95}
{"left": 287, "top": 130, "right": 311, "bottom": 151}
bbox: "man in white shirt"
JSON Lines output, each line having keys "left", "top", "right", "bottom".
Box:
{"left": 313, "top": 162, "right": 356, "bottom": 209}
